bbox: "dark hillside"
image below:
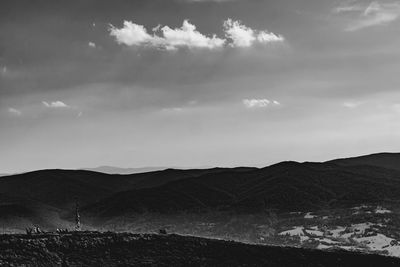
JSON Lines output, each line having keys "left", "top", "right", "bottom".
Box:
{"left": 328, "top": 152, "right": 400, "bottom": 171}
{"left": 85, "top": 161, "right": 400, "bottom": 216}
{"left": 0, "top": 168, "right": 256, "bottom": 211}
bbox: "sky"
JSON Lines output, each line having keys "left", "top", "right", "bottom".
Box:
{"left": 1, "top": 0, "right": 400, "bottom": 173}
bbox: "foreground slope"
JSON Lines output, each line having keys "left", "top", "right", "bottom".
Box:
{"left": 1, "top": 232, "right": 399, "bottom": 267}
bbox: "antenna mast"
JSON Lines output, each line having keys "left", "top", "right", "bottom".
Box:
{"left": 75, "top": 200, "right": 81, "bottom": 231}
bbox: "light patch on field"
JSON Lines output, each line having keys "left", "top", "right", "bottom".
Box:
{"left": 279, "top": 226, "right": 305, "bottom": 236}
{"left": 279, "top": 226, "right": 309, "bottom": 242}
{"left": 317, "top": 244, "right": 332, "bottom": 249}
{"left": 305, "top": 229, "right": 324, "bottom": 237}
{"left": 328, "top": 226, "right": 346, "bottom": 238}
{"left": 352, "top": 205, "right": 370, "bottom": 210}
{"left": 318, "top": 238, "right": 339, "bottom": 244}
{"left": 304, "top": 212, "right": 317, "bottom": 219}
{"left": 351, "top": 223, "right": 373, "bottom": 235}
{"left": 338, "top": 246, "right": 356, "bottom": 251}
{"left": 375, "top": 207, "right": 392, "bottom": 214}
{"left": 355, "top": 234, "right": 400, "bottom": 257}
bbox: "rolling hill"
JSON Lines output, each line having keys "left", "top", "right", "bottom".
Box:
{"left": 327, "top": 152, "right": 400, "bottom": 171}
{"left": 84, "top": 161, "right": 400, "bottom": 217}
{"left": 3, "top": 152, "right": 400, "bottom": 230}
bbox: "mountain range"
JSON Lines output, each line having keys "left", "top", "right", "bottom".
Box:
{"left": 1, "top": 152, "right": 400, "bottom": 230}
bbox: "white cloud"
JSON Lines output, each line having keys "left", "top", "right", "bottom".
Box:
{"left": 1, "top": 66, "right": 7, "bottom": 75}
{"left": 223, "top": 19, "right": 255, "bottom": 47}
{"left": 336, "top": 1, "right": 400, "bottom": 31}
{"left": 162, "top": 107, "right": 184, "bottom": 113}
{"left": 334, "top": 3, "right": 364, "bottom": 13}
{"left": 243, "top": 99, "right": 281, "bottom": 108}
{"left": 161, "top": 20, "right": 226, "bottom": 50}
{"left": 224, "top": 19, "right": 284, "bottom": 47}
{"left": 8, "top": 108, "right": 21, "bottom": 116}
{"left": 343, "top": 101, "right": 362, "bottom": 108}
{"left": 88, "top": 42, "right": 96, "bottom": 48}
{"left": 110, "top": 19, "right": 283, "bottom": 50}
{"left": 42, "top": 101, "right": 70, "bottom": 108}
{"left": 110, "top": 20, "right": 225, "bottom": 50}
{"left": 152, "top": 24, "right": 161, "bottom": 32}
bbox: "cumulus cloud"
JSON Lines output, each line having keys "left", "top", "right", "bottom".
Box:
{"left": 110, "top": 20, "right": 225, "bottom": 50}
{"left": 42, "top": 101, "right": 70, "bottom": 108}
{"left": 88, "top": 41, "right": 96, "bottom": 48}
{"left": 223, "top": 19, "right": 284, "bottom": 47}
{"left": 8, "top": 108, "right": 21, "bottom": 116}
{"left": 335, "top": 1, "right": 400, "bottom": 31}
{"left": 109, "top": 19, "right": 283, "bottom": 50}
{"left": 243, "top": 99, "right": 281, "bottom": 108}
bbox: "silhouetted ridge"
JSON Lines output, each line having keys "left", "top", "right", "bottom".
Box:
{"left": 84, "top": 160, "right": 400, "bottom": 217}
{"left": 4, "top": 152, "right": 400, "bottom": 226}
{"left": 327, "top": 152, "right": 400, "bottom": 171}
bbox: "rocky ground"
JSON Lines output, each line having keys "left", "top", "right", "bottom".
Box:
{"left": 1, "top": 232, "right": 400, "bottom": 266}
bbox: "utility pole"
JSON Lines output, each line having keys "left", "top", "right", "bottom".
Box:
{"left": 75, "top": 200, "right": 81, "bottom": 231}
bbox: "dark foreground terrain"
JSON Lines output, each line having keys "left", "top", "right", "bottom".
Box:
{"left": 1, "top": 232, "right": 400, "bottom": 267}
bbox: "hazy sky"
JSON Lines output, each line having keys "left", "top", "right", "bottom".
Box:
{"left": 1, "top": 0, "right": 400, "bottom": 173}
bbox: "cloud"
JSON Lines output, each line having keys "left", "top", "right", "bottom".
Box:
{"left": 110, "top": 19, "right": 283, "bottom": 50}
{"left": 8, "top": 107, "right": 21, "bottom": 116}
{"left": 223, "top": 19, "right": 284, "bottom": 47}
{"left": 88, "top": 42, "right": 96, "bottom": 48}
{"left": 184, "top": 0, "right": 234, "bottom": 2}
{"left": 243, "top": 99, "right": 281, "bottom": 108}
{"left": 335, "top": 1, "right": 400, "bottom": 31}
{"left": 162, "top": 107, "right": 184, "bottom": 113}
{"left": 42, "top": 101, "right": 70, "bottom": 108}
{"left": 110, "top": 20, "right": 225, "bottom": 50}
{"left": 343, "top": 101, "right": 362, "bottom": 108}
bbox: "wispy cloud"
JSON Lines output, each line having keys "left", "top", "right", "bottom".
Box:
{"left": 335, "top": 1, "right": 400, "bottom": 31}
{"left": 343, "top": 101, "right": 362, "bottom": 108}
{"left": 243, "top": 99, "right": 280, "bottom": 108}
{"left": 8, "top": 107, "right": 22, "bottom": 116}
{"left": 88, "top": 41, "right": 96, "bottom": 48}
{"left": 162, "top": 107, "right": 184, "bottom": 113}
{"left": 42, "top": 101, "right": 70, "bottom": 108}
{"left": 109, "top": 19, "right": 283, "bottom": 50}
